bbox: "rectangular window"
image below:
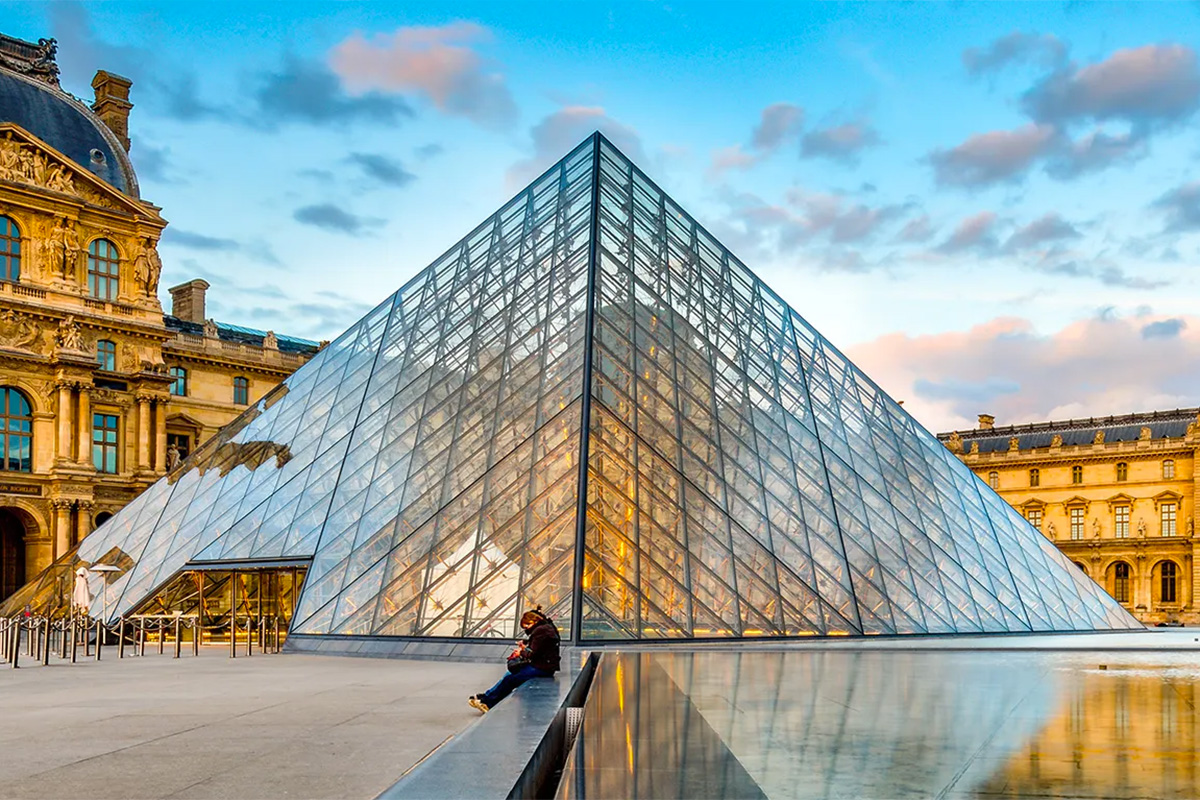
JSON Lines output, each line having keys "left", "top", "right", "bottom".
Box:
{"left": 166, "top": 433, "right": 191, "bottom": 460}
{"left": 233, "top": 376, "right": 249, "bottom": 406}
{"left": 92, "top": 413, "right": 119, "bottom": 474}
{"left": 169, "top": 366, "right": 187, "bottom": 397}
{"left": 1163, "top": 460, "right": 1175, "bottom": 479}
{"left": 1114, "top": 505, "right": 1130, "bottom": 538}
{"left": 1070, "top": 507, "right": 1085, "bottom": 540}
{"left": 1161, "top": 503, "right": 1177, "bottom": 537}
{"left": 1026, "top": 508, "right": 1043, "bottom": 532}
{"left": 96, "top": 340, "right": 116, "bottom": 371}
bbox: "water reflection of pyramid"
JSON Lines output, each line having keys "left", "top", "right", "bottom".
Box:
{"left": 9, "top": 134, "right": 1141, "bottom": 641}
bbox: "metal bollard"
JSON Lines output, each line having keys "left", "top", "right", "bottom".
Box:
{"left": 118, "top": 618, "right": 126, "bottom": 659}
{"left": 26, "top": 620, "right": 34, "bottom": 658}
{"left": 138, "top": 618, "right": 146, "bottom": 657}
{"left": 42, "top": 618, "right": 50, "bottom": 666}
{"left": 60, "top": 618, "right": 68, "bottom": 660}
{"left": 70, "top": 617, "right": 78, "bottom": 663}
{"left": 229, "top": 615, "right": 236, "bottom": 659}
{"left": 192, "top": 619, "right": 199, "bottom": 657}
{"left": 11, "top": 623, "right": 19, "bottom": 669}
{"left": 95, "top": 618, "right": 103, "bottom": 661}
{"left": 157, "top": 620, "right": 164, "bottom": 655}
{"left": 174, "top": 617, "right": 181, "bottom": 659}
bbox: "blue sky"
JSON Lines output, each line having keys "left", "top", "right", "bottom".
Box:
{"left": 4, "top": 2, "right": 1200, "bottom": 432}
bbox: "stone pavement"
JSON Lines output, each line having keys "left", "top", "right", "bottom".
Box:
{"left": 0, "top": 647, "right": 495, "bottom": 799}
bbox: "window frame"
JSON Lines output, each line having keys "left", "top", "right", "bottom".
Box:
{"left": 1113, "top": 562, "right": 1131, "bottom": 603}
{"left": 1162, "top": 459, "right": 1175, "bottom": 479}
{"left": 87, "top": 238, "right": 121, "bottom": 301}
{"left": 168, "top": 366, "right": 188, "bottom": 397}
{"left": 1026, "top": 507, "right": 1043, "bottom": 532}
{"left": 1159, "top": 561, "right": 1178, "bottom": 604}
{"left": 988, "top": 471, "right": 999, "bottom": 490}
{"left": 233, "top": 376, "right": 249, "bottom": 406}
{"left": 0, "top": 386, "right": 33, "bottom": 473}
{"left": 92, "top": 411, "right": 120, "bottom": 474}
{"left": 1071, "top": 464, "right": 1083, "bottom": 484}
{"left": 1029, "top": 468, "right": 1040, "bottom": 487}
{"left": 1114, "top": 504, "right": 1130, "bottom": 539}
{"left": 1161, "top": 502, "right": 1177, "bottom": 537}
{"left": 96, "top": 339, "right": 117, "bottom": 371}
{"left": 0, "top": 215, "right": 20, "bottom": 282}
{"left": 1069, "top": 506, "right": 1085, "bottom": 540}
{"left": 1116, "top": 462, "right": 1128, "bottom": 482}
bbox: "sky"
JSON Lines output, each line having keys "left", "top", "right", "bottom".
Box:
{"left": 4, "top": 1, "right": 1200, "bottom": 434}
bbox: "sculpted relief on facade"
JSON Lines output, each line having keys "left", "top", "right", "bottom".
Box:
{"left": 0, "top": 135, "right": 75, "bottom": 194}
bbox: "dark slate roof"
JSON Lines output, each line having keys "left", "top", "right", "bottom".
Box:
{"left": 936, "top": 408, "right": 1198, "bottom": 454}
{"left": 164, "top": 315, "right": 320, "bottom": 355}
{"left": 0, "top": 67, "right": 137, "bottom": 196}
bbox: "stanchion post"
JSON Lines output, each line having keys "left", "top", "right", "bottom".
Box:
{"left": 174, "top": 617, "right": 181, "bottom": 659}
{"left": 192, "top": 619, "right": 199, "bottom": 657}
{"left": 138, "top": 617, "right": 146, "bottom": 657}
{"left": 70, "top": 615, "right": 78, "bottom": 663}
{"left": 95, "top": 618, "right": 102, "bottom": 661}
{"left": 118, "top": 618, "right": 126, "bottom": 659}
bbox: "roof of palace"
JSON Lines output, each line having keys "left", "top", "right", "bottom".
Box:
{"left": 0, "top": 33, "right": 138, "bottom": 196}
{"left": 936, "top": 407, "right": 1200, "bottom": 454}
{"left": 163, "top": 315, "right": 321, "bottom": 355}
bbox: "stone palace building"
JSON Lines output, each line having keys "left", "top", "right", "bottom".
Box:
{"left": 940, "top": 410, "right": 1199, "bottom": 626}
{"left": 0, "top": 33, "right": 316, "bottom": 601}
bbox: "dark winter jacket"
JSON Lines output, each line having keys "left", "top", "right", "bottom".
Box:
{"left": 525, "top": 618, "right": 561, "bottom": 673}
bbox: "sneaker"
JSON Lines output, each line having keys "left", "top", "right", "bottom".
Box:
{"left": 468, "top": 696, "right": 489, "bottom": 714}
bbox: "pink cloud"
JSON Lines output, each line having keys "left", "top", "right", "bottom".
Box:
{"left": 846, "top": 312, "right": 1200, "bottom": 433}
{"left": 329, "top": 22, "right": 516, "bottom": 128}
{"left": 506, "top": 106, "right": 644, "bottom": 189}
{"left": 928, "top": 124, "right": 1056, "bottom": 187}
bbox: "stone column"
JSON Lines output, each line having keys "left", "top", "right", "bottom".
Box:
{"left": 56, "top": 381, "right": 73, "bottom": 461}
{"left": 136, "top": 395, "right": 152, "bottom": 471}
{"left": 76, "top": 384, "right": 92, "bottom": 464}
{"left": 52, "top": 499, "right": 72, "bottom": 560}
{"left": 75, "top": 500, "right": 93, "bottom": 546}
{"left": 153, "top": 398, "right": 168, "bottom": 473}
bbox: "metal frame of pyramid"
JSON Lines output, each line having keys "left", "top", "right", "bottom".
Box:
{"left": 3, "top": 133, "right": 1141, "bottom": 643}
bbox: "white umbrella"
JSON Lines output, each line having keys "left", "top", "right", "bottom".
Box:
{"left": 88, "top": 565, "right": 121, "bottom": 622}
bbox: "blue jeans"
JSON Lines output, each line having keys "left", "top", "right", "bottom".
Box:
{"left": 479, "top": 664, "right": 552, "bottom": 707}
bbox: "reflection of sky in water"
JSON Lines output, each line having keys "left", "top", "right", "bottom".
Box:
{"left": 560, "top": 650, "right": 1200, "bottom": 799}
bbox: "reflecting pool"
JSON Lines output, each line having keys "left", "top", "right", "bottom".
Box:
{"left": 558, "top": 649, "right": 1200, "bottom": 799}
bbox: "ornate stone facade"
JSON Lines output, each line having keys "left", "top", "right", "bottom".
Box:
{"left": 939, "top": 410, "right": 1200, "bottom": 626}
{"left": 0, "top": 34, "right": 315, "bottom": 602}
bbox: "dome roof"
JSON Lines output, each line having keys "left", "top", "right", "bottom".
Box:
{"left": 0, "top": 67, "right": 138, "bottom": 197}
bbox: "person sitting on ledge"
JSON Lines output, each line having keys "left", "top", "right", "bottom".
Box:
{"left": 469, "top": 607, "right": 560, "bottom": 713}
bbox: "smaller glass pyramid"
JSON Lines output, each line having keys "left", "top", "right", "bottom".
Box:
{"left": 3, "top": 134, "right": 1142, "bottom": 642}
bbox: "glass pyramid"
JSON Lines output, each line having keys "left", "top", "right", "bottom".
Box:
{"left": 4, "top": 134, "right": 1141, "bottom": 641}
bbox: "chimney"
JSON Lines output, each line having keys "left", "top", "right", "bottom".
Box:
{"left": 978, "top": 414, "right": 995, "bottom": 430}
{"left": 169, "top": 279, "right": 209, "bottom": 323}
{"left": 91, "top": 70, "right": 133, "bottom": 152}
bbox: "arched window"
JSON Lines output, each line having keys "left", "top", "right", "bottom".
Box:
{"left": 1029, "top": 468, "right": 1040, "bottom": 487}
{"left": 233, "top": 376, "right": 249, "bottom": 405}
{"left": 1162, "top": 459, "right": 1175, "bottom": 479}
{"left": 1159, "top": 562, "right": 1178, "bottom": 603}
{"left": 0, "top": 216, "right": 19, "bottom": 282}
{"left": 169, "top": 366, "right": 187, "bottom": 397}
{"left": 0, "top": 387, "right": 33, "bottom": 472}
{"left": 1116, "top": 462, "right": 1128, "bottom": 481}
{"left": 988, "top": 471, "right": 999, "bottom": 490}
{"left": 1113, "top": 562, "right": 1131, "bottom": 603}
{"left": 94, "top": 511, "right": 113, "bottom": 528}
{"left": 1073, "top": 561, "right": 1088, "bottom": 574}
{"left": 1072, "top": 465, "right": 1083, "bottom": 484}
{"left": 87, "top": 238, "right": 120, "bottom": 300}
{"left": 96, "top": 339, "right": 116, "bottom": 371}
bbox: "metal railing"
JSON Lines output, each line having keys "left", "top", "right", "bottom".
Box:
{"left": 1, "top": 612, "right": 286, "bottom": 668}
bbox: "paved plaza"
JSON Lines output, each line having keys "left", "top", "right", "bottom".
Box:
{"left": 0, "top": 648, "right": 493, "bottom": 800}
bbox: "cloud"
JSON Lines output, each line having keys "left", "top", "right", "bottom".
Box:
{"left": 154, "top": 72, "right": 226, "bottom": 122}
{"left": 1023, "top": 44, "right": 1200, "bottom": 127}
{"left": 1003, "top": 213, "right": 1080, "bottom": 251}
{"left": 962, "top": 31, "right": 1067, "bottom": 77}
{"left": 938, "top": 212, "right": 999, "bottom": 253}
{"left": 415, "top": 143, "right": 444, "bottom": 160}
{"left": 159, "top": 229, "right": 282, "bottom": 266}
{"left": 1153, "top": 181, "right": 1200, "bottom": 233}
{"left": 709, "top": 103, "right": 804, "bottom": 176}
{"left": 927, "top": 124, "right": 1056, "bottom": 187}
{"left": 293, "top": 204, "right": 385, "bottom": 235}
{"left": 506, "top": 106, "right": 644, "bottom": 188}
{"left": 846, "top": 312, "right": 1200, "bottom": 432}
{"left": 329, "top": 22, "right": 516, "bottom": 129}
{"left": 48, "top": 4, "right": 147, "bottom": 88}
{"left": 256, "top": 56, "right": 414, "bottom": 126}
{"left": 895, "top": 215, "right": 935, "bottom": 243}
{"left": 800, "top": 121, "right": 881, "bottom": 164}
{"left": 345, "top": 152, "right": 416, "bottom": 187}
{"left": 162, "top": 229, "right": 240, "bottom": 252}
{"left": 1044, "top": 128, "right": 1145, "bottom": 178}
{"left": 130, "top": 138, "right": 174, "bottom": 184}
{"left": 730, "top": 188, "right": 907, "bottom": 247}
{"left": 1142, "top": 318, "right": 1186, "bottom": 339}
